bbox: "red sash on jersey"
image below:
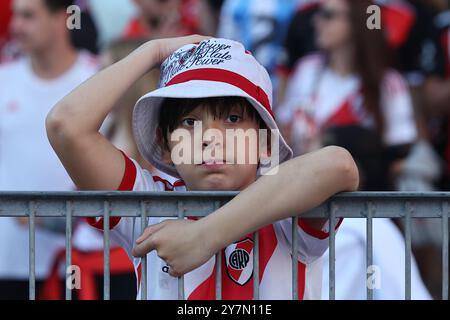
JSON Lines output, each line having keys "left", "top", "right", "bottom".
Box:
{"left": 320, "top": 88, "right": 365, "bottom": 130}
{"left": 186, "top": 225, "right": 306, "bottom": 300}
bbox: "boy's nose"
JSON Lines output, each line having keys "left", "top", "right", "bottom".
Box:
{"left": 202, "top": 119, "right": 224, "bottom": 149}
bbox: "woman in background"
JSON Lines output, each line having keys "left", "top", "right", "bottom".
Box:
{"left": 277, "top": 0, "right": 417, "bottom": 191}
{"left": 277, "top": 0, "right": 431, "bottom": 299}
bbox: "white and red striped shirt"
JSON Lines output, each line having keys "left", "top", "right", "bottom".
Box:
{"left": 89, "top": 153, "right": 341, "bottom": 300}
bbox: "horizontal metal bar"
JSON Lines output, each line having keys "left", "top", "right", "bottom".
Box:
{"left": 2, "top": 192, "right": 450, "bottom": 218}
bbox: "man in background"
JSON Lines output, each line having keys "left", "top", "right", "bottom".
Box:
{"left": 0, "top": 0, "right": 97, "bottom": 299}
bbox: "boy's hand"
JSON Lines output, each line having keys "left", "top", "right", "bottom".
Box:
{"left": 151, "top": 35, "right": 211, "bottom": 64}
{"left": 132, "top": 219, "right": 217, "bottom": 277}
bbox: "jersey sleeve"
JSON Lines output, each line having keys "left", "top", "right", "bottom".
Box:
{"left": 275, "top": 217, "right": 343, "bottom": 265}
{"left": 86, "top": 151, "right": 159, "bottom": 256}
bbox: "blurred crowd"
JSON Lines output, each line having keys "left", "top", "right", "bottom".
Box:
{"left": 0, "top": 0, "right": 450, "bottom": 300}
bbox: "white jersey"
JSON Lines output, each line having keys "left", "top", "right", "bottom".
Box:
{"left": 277, "top": 54, "right": 417, "bottom": 154}
{"left": 0, "top": 52, "right": 97, "bottom": 279}
{"left": 89, "top": 153, "right": 342, "bottom": 300}
{"left": 321, "top": 218, "right": 431, "bottom": 300}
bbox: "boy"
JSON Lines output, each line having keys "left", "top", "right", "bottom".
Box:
{"left": 46, "top": 35, "right": 359, "bottom": 299}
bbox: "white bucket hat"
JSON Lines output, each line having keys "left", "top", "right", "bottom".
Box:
{"left": 132, "top": 38, "right": 293, "bottom": 178}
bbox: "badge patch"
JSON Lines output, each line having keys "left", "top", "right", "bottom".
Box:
{"left": 225, "top": 237, "right": 253, "bottom": 286}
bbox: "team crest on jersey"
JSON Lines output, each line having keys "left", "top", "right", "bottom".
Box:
{"left": 225, "top": 237, "right": 253, "bottom": 286}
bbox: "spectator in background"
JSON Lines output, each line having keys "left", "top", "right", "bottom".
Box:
{"left": 124, "top": 0, "right": 215, "bottom": 40}
{"left": 217, "top": 0, "right": 300, "bottom": 99}
{"left": 278, "top": 0, "right": 417, "bottom": 190}
{"left": 277, "top": 0, "right": 440, "bottom": 103}
{"left": 0, "top": 0, "right": 98, "bottom": 299}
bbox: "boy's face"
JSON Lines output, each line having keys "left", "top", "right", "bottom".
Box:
{"left": 164, "top": 104, "right": 265, "bottom": 191}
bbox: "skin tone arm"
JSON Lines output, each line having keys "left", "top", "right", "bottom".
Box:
{"left": 133, "top": 145, "right": 360, "bottom": 277}
{"left": 46, "top": 35, "right": 210, "bottom": 190}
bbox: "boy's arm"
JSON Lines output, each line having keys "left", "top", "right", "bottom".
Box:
{"left": 133, "top": 146, "right": 360, "bottom": 277}
{"left": 46, "top": 35, "right": 209, "bottom": 190}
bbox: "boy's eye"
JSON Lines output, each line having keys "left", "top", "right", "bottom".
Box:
{"left": 226, "top": 115, "right": 242, "bottom": 123}
{"left": 181, "top": 118, "right": 197, "bottom": 127}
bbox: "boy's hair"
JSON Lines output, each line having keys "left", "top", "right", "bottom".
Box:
{"left": 158, "top": 97, "right": 266, "bottom": 149}
{"left": 44, "top": 0, "right": 74, "bottom": 12}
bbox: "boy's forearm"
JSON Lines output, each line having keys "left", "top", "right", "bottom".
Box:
{"left": 198, "top": 146, "right": 359, "bottom": 252}
{"left": 47, "top": 41, "right": 159, "bottom": 135}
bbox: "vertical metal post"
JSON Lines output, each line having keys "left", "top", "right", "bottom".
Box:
{"left": 103, "top": 201, "right": 110, "bottom": 300}
{"left": 329, "top": 202, "right": 336, "bottom": 300}
{"left": 177, "top": 201, "right": 185, "bottom": 300}
{"left": 65, "top": 201, "right": 73, "bottom": 300}
{"left": 442, "top": 202, "right": 449, "bottom": 300}
{"left": 214, "top": 201, "right": 222, "bottom": 300}
{"left": 253, "top": 231, "right": 260, "bottom": 300}
{"left": 292, "top": 216, "right": 299, "bottom": 300}
{"left": 366, "top": 202, "right": 374, "bottom": 300}
{"left": 29, "top": 201, "right": 36, "bottom": 300}
{"left": 140, "top": 201, "right": 148, "bottom": 300}
{"left": 405, "top": 202, "right": 412, "bottom": 300}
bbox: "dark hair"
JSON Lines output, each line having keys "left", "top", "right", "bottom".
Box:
{"left": 347, "top": 0, "right": 389, "bottom": 133}
{"left": 44, "top": 0, "right": 74, "bottom": 12}
{"left": 158, "top": 97, "right": 266, "bottom": 149}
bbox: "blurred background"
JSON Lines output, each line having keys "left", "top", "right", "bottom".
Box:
{"left": 0, "top": 0, "right": 450, "bottom": 300}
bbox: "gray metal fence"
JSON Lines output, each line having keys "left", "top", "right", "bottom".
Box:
{"left": 0, "top": 191, "right": 448, "bottom": 300}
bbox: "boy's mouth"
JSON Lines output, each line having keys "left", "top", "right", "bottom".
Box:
{"left": 202, "top": 159, "right": 224, "bottom": 165}
{"left": 198, "top": 159, "right": 228, "bottom": 170}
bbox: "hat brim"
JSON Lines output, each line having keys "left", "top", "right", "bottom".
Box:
{"left": 132, "top": 80, "right": 293, "bottom": 179}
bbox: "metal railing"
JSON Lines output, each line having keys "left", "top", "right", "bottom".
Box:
{"left": 0, "top": 191, "right": 448, "bottom": 300}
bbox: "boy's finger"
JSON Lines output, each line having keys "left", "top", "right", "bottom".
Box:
{"left": 132, "top": 237, "right": 157, "bottom": 257}
{"left": 136, "top": 222, "right": 166, "bottom": 244}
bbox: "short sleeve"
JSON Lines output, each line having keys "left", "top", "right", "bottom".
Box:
{"left": 86, "top": 151, "right": 160, "bottom": 255}
{"left": 275, "top": 217, "right": 343, "bottom": 265}
{"left": 381, "top": 71, "right": 418, "bottom": 146}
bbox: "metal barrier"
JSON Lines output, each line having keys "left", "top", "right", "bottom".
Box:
{"left": 0, "top": 191, "right": 448, "bottom": 300}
